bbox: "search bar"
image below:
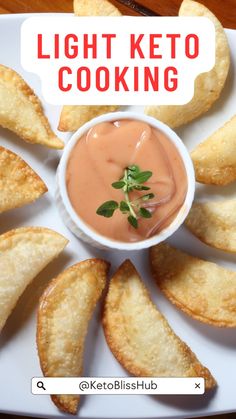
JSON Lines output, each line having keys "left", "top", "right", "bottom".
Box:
{"left": 32, "top": 377, "right": 205, "bottom": 395}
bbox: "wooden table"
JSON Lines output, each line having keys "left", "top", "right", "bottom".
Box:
{"left": 0, "top": 1, "right": 235, "bottom": 419}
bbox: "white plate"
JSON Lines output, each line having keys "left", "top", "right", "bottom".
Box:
{"left": 0, "top": 13, "right": 235, "bottom": 419}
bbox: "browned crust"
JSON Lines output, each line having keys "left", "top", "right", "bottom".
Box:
{"left": 0, "top": 226, "right": 68, "bottom": 334}
{"left": 0, "top": 64, "right": 64, "bottom": 149}
{"left": 51, "top": 395, "right": 78, "bottom": 415}
{"left": 58, "top": 105, "right": 119, "bottom": 132}
{"left": 0, "top": 146, "right": 47, "bottom": 213}
{"left": 161, "top": 289, "right": 235, "bottom": 328}
{"left": 103, "top": 307, "right": 216, "bottom": 381}
{"left": 185, "top": 200, "right": 236, "bottom": 254}
{"left": 0, "top": 226, "right": 68, "bottom": 242}
{"left": 103, "top": 260, "right": 216, "bottom": 390}
{"left": 191, "top": 115, "right": 236, "bottom": 186}
{"left": 37, "top": 259, "right": 110, "bottom": 415}
{"left": 193, "top": 166, "right": 236, "bottom": 186}
{"left": 149, "top": 245, "right": 236, "bottom": 328}
{"left": 152, "top": 276, "right": 235, "bottom": 328}
{"left": 57, "top": 114, "right": 70, "bottom": 132}
{"left": 73, "top": 0, "right": 121, "bottom": 16}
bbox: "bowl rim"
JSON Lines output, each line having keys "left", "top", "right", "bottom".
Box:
{"left": 57, "top": 111, "right": 195, "bottom": 250}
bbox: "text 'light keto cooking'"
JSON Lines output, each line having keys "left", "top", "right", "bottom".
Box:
{"left": 21, "top": 17, "right": 215, "bottom": 105}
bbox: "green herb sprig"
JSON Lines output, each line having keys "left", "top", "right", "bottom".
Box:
{"left": 96, "top": 165, "right": 155, "bottom": 229}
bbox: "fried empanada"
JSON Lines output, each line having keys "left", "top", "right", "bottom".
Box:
{"left": 185, "top": 199, "right": 236, "bottom": 252}
{"left": 0, "top": 65, "right": 64, "bottom": 149}
{"left": 73, "top": 0, "right": 121, "bottom": 16}
{"left": 145, "top": 0, "right": 230, "bottom": 128}
{"left": 0, "top": 227, "right": 68, "bottom": 332}
{"left": 150, "top": 243, "right": 236, "bottom": 327}
{"left": 191, "top": 115, "right": 236, "bottom": 185}
{"left": 58, "top": 105, "right": 119, "bottom": 132}
{"left": 58, "top": 0, "right": 121, "bottom": 132}
{"left": 37, "top": 259, "right": 109, "bottom": 415}
{"left": 0, "top": 146, "right": 47, "bottom": 213}
{"left": 103, "top": 259, "right": 216, "bottom": 389}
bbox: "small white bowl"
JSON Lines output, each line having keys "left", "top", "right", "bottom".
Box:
{"left": 56, "top": 112, "right": 195, "bottom": 250}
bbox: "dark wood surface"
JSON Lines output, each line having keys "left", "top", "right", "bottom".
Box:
{"left": 0, "top": 1, "right": 235, "bottom": 418}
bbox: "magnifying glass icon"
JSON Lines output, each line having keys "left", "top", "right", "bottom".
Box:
{"left": 37, "top": 381, "right": 46, "bottom": 391}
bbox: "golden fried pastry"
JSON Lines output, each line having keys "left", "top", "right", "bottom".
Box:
{"left": 58, "top": 105, "right": 119, "bottom": 132}
{"left": 185, "top": 199, "right": 236, "bottom": 252}
{"left": 145, "top": 0, "right": 230, "bottom": 128}
{"left": 150, "top": 243, "right": 236, "bottom": 327}
{"left": 191, "top": 115, "right": 236, "bottom": 185}
{"left": 73, "top": 0, "right": 121, "bottom": 16}
{"left": 0, "top": 64, "right": 64, "bottom": 148}
{"left": 103, "top": 259, "right": 216, "bottom": 389}
{"left": 37, "top": 259, "right": 109, "bottom": 415}
{"left": 0, "top": 146, "right": 47, "bottom": 213}
{"left": 0, "top": 227, "right": 68, "bottom": 332}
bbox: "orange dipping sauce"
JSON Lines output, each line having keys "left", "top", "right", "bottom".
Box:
{"left": 66, "top": 119, "right": 187, "bottom": 242}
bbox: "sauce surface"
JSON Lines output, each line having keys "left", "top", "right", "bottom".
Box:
{"left": 66, "top": 120, "right": 187, "bottom": 242}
